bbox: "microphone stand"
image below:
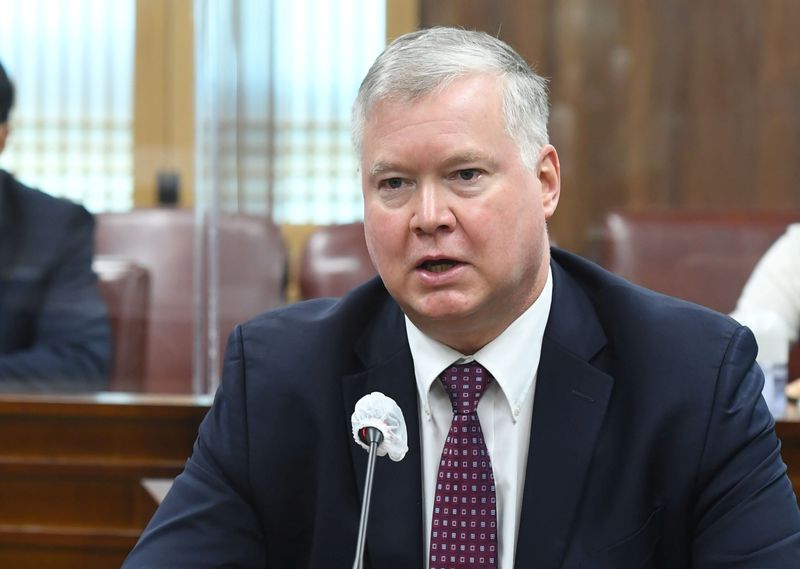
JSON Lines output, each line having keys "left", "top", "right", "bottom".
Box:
{"left": 352, "top": 426, "right": 384, "bottom": 569}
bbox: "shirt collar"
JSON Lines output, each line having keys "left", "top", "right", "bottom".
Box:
{"left": 406, "top": 267, "right": 553, "bottom": 420}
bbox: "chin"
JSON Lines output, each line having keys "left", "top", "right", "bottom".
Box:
{"left": 408, "top": 296, "right": 479, "bottom": 324}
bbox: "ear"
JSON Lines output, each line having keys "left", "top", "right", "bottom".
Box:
{"left": 0, "top": 123, "right": 8, "bottom": 155}
{"left": 536, "top": 144, "right": 560, "bottom": 219}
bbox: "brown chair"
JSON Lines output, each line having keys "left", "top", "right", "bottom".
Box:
{"left": 597, "top": 210, "right": 800, "bottom": 313}
{"left": 299, "top": 222, "right": 377, "bottom": 299}
{"left": 93, "top": 256, "right": 150, "bottom": 392}
{"left": 95, "top": 209, "right": 287, "bottom": 393}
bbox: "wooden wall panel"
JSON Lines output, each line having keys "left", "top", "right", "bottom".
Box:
{"left": 420, "top": 0, "right": 800, "bottom": 253}
{"left": 134, "top": 0, "right": 195, "bottom": 207}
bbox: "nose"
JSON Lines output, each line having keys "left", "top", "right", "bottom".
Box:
{"left": 409, "top": 181, "right": 456, "bottom": 235}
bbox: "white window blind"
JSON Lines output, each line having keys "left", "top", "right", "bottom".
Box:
{"left": 204, "top": 0, "right": 386, "bottom": 223}
{"left": 0, "top": 0, "right": 135, "bottom": 212}
{"left": 2, "top": 0, "right": 384, "bottom": 220}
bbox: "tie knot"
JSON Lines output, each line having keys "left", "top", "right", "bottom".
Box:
{"left": 439, "top": 362, "right": 493, "bottom": 415}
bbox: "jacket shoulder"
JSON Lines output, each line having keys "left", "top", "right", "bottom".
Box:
{"left": 3, "top": 172, "right": 92, "bottom": 226}
{"left": 233, "top": 277, "right": 401, "bottom": 373}
{"left": 551, "top": 247, "right": 739, "bottom": 331}
{"left": 550, "top": 247, "right": 746, "bottom": 373}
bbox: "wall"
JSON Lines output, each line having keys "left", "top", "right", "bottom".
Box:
{"left": 420, "top": 0, "right": 800, "bottom": 253}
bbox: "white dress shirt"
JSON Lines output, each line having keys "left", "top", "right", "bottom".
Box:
{"left": 406, "top": 268, "right": 553, "bottom": 569}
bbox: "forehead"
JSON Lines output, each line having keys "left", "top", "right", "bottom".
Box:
{"left": 360, "top": 76, "right": 508, "bottom": 154}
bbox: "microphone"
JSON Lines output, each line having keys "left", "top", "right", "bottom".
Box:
{"left": 350, "top": 392, "right": 408, "bottom": 569}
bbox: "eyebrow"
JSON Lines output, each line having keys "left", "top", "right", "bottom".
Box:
{"left": 441, "top": 151, "right": 496, "bottom": 169}
{"left": 368, "top": 151, "right": 497, "bottom": 178}
{"left": 368, "top": 161, "right": 399, "bottom": 178}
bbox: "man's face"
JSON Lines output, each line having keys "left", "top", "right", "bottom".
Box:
{"left": 360, "top": 74, "right": 560, "bottom": 353}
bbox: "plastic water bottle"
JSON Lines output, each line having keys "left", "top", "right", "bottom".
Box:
{"left": 760, "top": 360, "right": 788, "bottom": 418}
{"left": 733, "top": 310, "right": 791, "bottom": 418}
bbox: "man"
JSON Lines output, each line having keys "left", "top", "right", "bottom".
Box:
{"left": 123, "top": 28, "right": 800, "bottom": 568}
{"left": 732, "top": 223, "right": 800, "bottom": 345}
{"left": 731, "top": 224, "right": 800, "bottom": 405}
{"left": 0, "top": 61, "right": 111, "bottom": 390}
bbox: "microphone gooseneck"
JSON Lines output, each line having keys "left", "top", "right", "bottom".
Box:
{"left": 350, "top": 392, "right": 408, "bottom": 569}
{"left": 352, "top": 427, "right": 384, "bottom": 569}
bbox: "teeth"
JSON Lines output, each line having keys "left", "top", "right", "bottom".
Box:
{"left": 424, "top": 261, "right": 455, "bottom": 272}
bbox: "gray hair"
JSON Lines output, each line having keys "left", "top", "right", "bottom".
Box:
{"left": 352, "top": 27, "right": 550, "bottom": 169}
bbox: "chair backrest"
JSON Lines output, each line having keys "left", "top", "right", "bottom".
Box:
{"left": 93, "top": 256, "right": 150, "bottom": 392}
{"left": 299, "top": 222, "right": 377, "bottom": 299}
{"left": 216, "top": 213, "right": 289, "bottom": 346}
{"left": 598, "top": 210, "right": 800, "bottom": 313}
{"left": 95, "top": 209, "right": 288, "bottom": 393}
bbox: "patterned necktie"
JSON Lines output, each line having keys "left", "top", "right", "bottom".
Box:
{"left": 430, "top": 362, "right": 497, "bottom": 569}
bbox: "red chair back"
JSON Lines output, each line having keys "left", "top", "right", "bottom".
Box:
{"left": 598, "top": 210, "right": 800, "bottom": 313}
{"left": 96, "top": 209, "right": 287, "bottom": 393}
{"left": 299, "top": 223, "right": 376, "bottom": 299}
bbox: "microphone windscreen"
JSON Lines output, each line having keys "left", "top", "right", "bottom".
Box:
{"left": 351, "top": 392, "right": 408, "bottom": 461}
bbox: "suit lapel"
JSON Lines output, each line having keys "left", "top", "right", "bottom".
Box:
{"left": 341, "top": 299, "right": 424, "bottom": 569}
{"left": 514, "top": 258, "right": 614, "bottom": 569}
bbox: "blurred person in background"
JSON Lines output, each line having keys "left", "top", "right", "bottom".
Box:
{"left": 731, "top": 224, "right": 800, "bottom": 401}
{"left": 0, "top": 60, "right": 110, "bottom": 391}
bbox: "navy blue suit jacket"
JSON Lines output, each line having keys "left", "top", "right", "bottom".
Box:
{"left": 124, "top": 248, "right": 800, "bottom": 568}
{"left": 0, "top": 170, "right": 110, "bottom": 390}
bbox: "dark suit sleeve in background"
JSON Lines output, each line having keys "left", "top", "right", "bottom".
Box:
{"left": 0, "top": 202, "right": 111, "bottom": 390}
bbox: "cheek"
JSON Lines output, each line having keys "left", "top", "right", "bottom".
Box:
{"left": 478, "top": 197, "right": 543, "bottom": 262}
{"left": 469, "top": 196, "right": 528, "bottom": 243}
{"left": 364, "top": 213, "right": 404, "bottom": 264}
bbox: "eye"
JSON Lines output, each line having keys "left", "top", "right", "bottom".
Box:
{"left": 458, "top": 169, "right": 480, "bottom": 181}
{"left": 379, "top": 177, "right": 406, "bottom": 190}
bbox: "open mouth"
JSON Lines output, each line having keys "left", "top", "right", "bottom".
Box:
{"left": 418, "top": 259, "right": 459, "bottom": 273}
